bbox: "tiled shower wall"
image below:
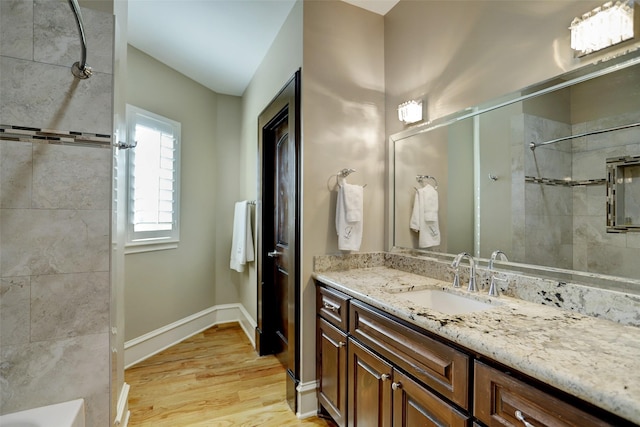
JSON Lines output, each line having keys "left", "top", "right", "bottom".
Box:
{"left": 572, "top": 111, "right": 640, "bottom": 280}
{"left": 514, "top": 112, "right": 640, "bottom": 280}
{"left": 0, "top": 1, "right": 113, "bottom": 425}
{"left": 514, "top": 114, "right": 574, "bottom": 269}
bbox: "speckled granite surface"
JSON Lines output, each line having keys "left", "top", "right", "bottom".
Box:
{"left": 313, "top": 253, "right": 640, "bottom": 425}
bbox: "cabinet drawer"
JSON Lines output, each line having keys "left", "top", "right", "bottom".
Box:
{"left": 317, "top": 284, "right": 350, "bottom": 331}
{"left": 474, "top": 361, "right": 611, "bottom": 427}
{"left": 349, "top": 300, "right": 470, "bottom": 409}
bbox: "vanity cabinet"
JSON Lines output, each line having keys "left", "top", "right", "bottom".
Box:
{"left": 317, "top": 286, "right": 351, "bottom": 427}
{"left": 316, "top": 281, "right": 631, "bottom": 427}
{"left": 317, "top": 282, "right": 471, "bottom": 427}
{"left": 474, "top": 361, "right": 611, "bottom": 427}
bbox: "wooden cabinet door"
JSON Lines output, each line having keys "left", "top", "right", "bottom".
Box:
{"left": 392, "top": 369, "right": 470, "bottom": 427}
{"left": 348, "top": 339, "right": 393, "bottom": 427}
{"left": 317, "top": 317, "right": 348, "bottom": 427}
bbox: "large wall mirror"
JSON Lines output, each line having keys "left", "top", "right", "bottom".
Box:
{"left": 389, "top": 52, "right": 640, "bottom": 289}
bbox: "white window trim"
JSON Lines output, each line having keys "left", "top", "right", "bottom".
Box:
{"left": 125, "top": 105, "right": 181, "bottom": 253}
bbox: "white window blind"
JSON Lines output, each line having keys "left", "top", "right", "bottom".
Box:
{"left": 126, "top": 105, "right": 181, "bottom": 250}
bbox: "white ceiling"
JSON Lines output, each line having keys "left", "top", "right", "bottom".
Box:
{"left": 127, "top": 0, "right": 399, "bottom": 96}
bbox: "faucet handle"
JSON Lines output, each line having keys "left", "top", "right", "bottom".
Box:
{"left": 488, "top": 275, "right": 508, "bottom": 297}
{"left": 468, "top": 275, "right": 478, "bottom": 292}
{"left": 452, "top": 267, "right": 461, "bottom": 288}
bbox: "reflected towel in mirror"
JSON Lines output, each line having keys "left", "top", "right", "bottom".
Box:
{"left": 410, "top": 186, "right": 440, "bottom": 248}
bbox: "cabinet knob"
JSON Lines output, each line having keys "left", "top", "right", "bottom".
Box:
{"left": 338, "top": 341, "right": 346, "bottom": 348}
{"left": 323, "top": 302, "right": 339, "bottom": 313}
{"left": 381, "top": 373, "right": 390, "bottom": 381}
{"left": 515, "top": 410, "right": 535, "bottom": 427}
{"left": 391, "top": 381, "right": 402, "bottom": 390}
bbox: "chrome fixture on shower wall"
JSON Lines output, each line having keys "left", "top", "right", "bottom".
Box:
{"left": 68, "top": 0, "right": 92, "bottom": 79}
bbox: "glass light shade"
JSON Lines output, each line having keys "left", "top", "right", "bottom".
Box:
{"left": 570, "top": 0, "right": 635, "bottom": 56}
{"left": 398, "top": 100, "right": 423, "bottom": 124}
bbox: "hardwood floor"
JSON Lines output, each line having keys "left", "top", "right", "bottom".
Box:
{"left": 125, "top": 323, "right": 335, "bottom": 426}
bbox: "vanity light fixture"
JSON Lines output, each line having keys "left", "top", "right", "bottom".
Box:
{"left": 570, "top": 0, "right": 635, "bottom": 57}
{"left": 398, "top": 100, "right": 423, "bottom": 124}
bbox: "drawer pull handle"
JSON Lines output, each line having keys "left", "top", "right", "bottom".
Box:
{"left": 515, "top": 410, "right": 534, "bottom": 427}
{"left": 338, "top": 341, "right": 346, "bottom": 348}
{"left": 323, "top": 302, "right": 340, "bottom": 313}
{"left": 381, "top": 374, "right": 390, "bottom": 381}
{"left": 391, "top": 382, "right": 402, "bottom": 390}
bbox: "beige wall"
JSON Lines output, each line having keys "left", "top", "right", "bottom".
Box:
{"left": 238, "top": 0, "right": 303, "bottom": 323}
{"left": 124, "top": 46, "right": 242, "bottom": 340}
{"left": 384, "top": 0, "right": 637, "bottom": 138}
{"left": 300, "top": 0, "right": 386, "bottom": 383}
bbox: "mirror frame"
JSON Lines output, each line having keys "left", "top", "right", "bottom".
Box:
{"left": 388, "top": 51, "right": 640, "bottom": 292}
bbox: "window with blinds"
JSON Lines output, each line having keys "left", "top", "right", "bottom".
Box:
{"left": 125, "top": 105, "right": 181, "bottom": 250}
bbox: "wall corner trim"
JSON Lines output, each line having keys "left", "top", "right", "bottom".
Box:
{"left": 124, "top": 304, "right": 257, "bottom": 369}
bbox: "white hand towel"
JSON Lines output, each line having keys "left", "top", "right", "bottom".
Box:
{"left": 410, "top": 186, "right": 440, "bottom": 248}
{"left": 336, "top": 183, "right": 363, "bottom": 251}
{"left": 421, "top": 185, "right": 439, "bottom": 222}
{"left": 342, "top": 182, "right": 363, "bottom": 222}
{"left": 410, "top": 192, "right": 421, "bottom": 232}
{"left": 230, "top": 201, "right": 255, "bottom": 272}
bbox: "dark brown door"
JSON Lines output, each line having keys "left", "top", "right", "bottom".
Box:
{"left": 256, "top": 71, "right": 301, "bottom": 411}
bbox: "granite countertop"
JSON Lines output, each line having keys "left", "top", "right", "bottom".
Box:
{"left": 313, "top": 266, "right": 640, "bottom": 425}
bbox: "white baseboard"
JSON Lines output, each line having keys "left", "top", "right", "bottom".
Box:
{"left": 296, "top": 380, "right": 319, "bottom": 419}
{"left": 114, "top": 382, "right": 130, "bottom": 426}
{"left": 124, "top": 304, "right": 256, "bottom": 369}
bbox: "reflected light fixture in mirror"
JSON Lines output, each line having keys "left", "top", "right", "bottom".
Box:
{"left": 570, "top": 0, "right": 635, "bottom": 57}
{"left": 398, "top": 100, "right": 423, "bottom": 124}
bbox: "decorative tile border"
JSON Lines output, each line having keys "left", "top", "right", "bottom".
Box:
{"left": 525, "top": 175, "right": 606, "bottom": 187}
{"left": 0, "top": 125, "right": 111, "bottom": 148}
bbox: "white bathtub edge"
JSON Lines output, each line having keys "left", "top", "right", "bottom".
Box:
{"left": 0, "top": 398, "right": 85, "bottom": 427}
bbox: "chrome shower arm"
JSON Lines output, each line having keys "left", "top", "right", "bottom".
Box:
{"left": 68, "top": 0, "right": 92, "bottom": 79}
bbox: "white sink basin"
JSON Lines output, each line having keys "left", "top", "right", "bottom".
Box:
{"left": 394, "top": 289, "right": 497, "bottom": 315}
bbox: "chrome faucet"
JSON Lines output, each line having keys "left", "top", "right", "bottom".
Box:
{"left": 488, "top": 250, "right": 509, "bottom": 297}
{"left": 451, "top": 252, "right": 477, "bottom": 292}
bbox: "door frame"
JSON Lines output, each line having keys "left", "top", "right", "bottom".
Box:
{"left": 255, "top": 70, "right": 301, "bottom": 410}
